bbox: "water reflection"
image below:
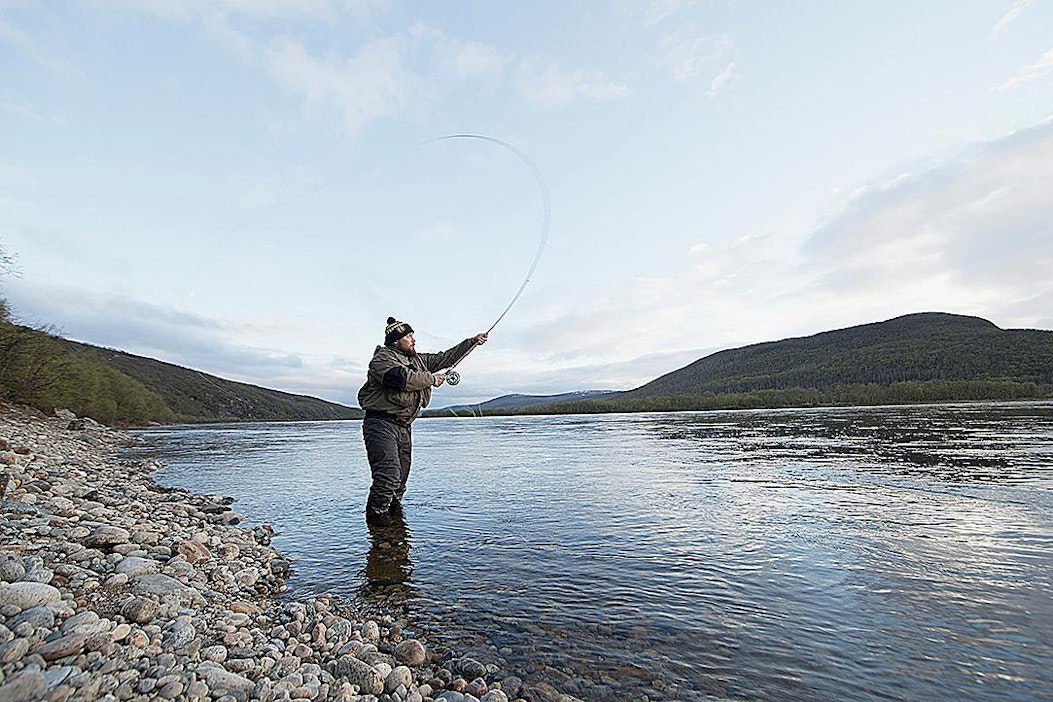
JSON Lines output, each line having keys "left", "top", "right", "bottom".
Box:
{"left": 359, "top": 517, "right": 416, "bottom": 613}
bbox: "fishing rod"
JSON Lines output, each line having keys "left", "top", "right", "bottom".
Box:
{"left": 423, "top": 134, "right": 551, "bottom": 387}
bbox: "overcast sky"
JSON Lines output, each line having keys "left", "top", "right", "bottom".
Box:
{"left": 2, "top": 0, "right": 1051, "bottom": 408}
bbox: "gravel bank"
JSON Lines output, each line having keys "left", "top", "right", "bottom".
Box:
{"left": 0, "top": 403, "right": 547, "bottom": 702}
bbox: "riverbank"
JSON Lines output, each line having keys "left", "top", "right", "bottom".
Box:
{"left": 0, "top": 403, "right": 535, "bottom": 702}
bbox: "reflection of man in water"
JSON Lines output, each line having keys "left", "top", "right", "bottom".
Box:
{"left": 360, "top": 518, "right": 417, "bottom": 612}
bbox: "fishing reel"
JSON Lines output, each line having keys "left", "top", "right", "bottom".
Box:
{"left": 445, "top": 369, "right": 461, "bottom": 386}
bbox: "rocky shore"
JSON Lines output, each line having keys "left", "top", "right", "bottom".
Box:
{"left": 0, "top": 403, "right": 538, "bottom": 702}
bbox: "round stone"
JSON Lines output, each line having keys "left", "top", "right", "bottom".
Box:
{"left": 120, "top": 597, "right": 159, "bottom": 624}
{"left": 0, "top": 582, "right": 61, "bottom": 611}
{"left": 115, "top": 556, "right": 159, "bottom": 577}
{"left": 394, "top": 639, "right": 427, "bottom": 667}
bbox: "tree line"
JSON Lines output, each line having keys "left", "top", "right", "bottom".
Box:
{"left": 0, "top": 312, "right": 175, "bottom": 425}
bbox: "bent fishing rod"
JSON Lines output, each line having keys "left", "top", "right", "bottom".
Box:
{"left": 425, "top": 134, "right": 551, "bottom": 387}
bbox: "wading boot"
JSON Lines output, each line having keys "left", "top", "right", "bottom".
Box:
{"left": 365, "top": 509, "right": 395, "bottom": 527}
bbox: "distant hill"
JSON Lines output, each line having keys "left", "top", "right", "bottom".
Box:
{"left": 428, "top": 390, "right": 614, "bottom": 416}
{"left": 67, "top": 340, "right": 361, "bottom": 424}
{"left": 624, "top": 312, "right": 1052, "bottom": 397}
{"left": 482, "top": 313, "right": 1053, "bottom": 415}
{"left": 0, "top": 317, "right": 360, "bottom": 425}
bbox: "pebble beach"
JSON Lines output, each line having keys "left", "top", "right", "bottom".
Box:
{"left": 0, "top": 402, "right": 547, "bottom": 702}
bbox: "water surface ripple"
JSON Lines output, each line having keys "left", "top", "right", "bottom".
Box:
{"left": 128, "top": 402, "right": 1053, "bottom": 701}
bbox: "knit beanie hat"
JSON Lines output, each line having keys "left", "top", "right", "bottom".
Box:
{"left": 384, "top": 317, "right": 414, "bottom": 345}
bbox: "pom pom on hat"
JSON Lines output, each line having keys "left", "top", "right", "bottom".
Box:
{"left": 384, "top": 316, "right": 414, "bottom": 345}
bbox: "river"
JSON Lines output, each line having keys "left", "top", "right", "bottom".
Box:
{"left": 127, "top": 402, "right": 1053, "bottom": 701}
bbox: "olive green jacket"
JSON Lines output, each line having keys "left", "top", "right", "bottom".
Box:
{"left": 357, "top": 337, "right": 477, "bottom": 423}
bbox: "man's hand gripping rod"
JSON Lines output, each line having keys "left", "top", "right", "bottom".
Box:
{"left": 443, "top": 334, "right": 487, "bottom": 386}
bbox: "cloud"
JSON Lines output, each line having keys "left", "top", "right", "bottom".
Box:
{"left": 265, "top": 34, "right": 412, "bottom": 133}
{"left": 413, "top": 23, "right": 509, "bottom": 83}
{"left": 2, "top": 281, "right": 376, "bottom": 404}
{"left": 659, "top": 30, "right": 733, "bottom": 83}
{"left": 640, "top": 0, "right": 697, "bottom": 27}
{"left": 997, "top": 47, "right": 1053, "bottom": 91}
{"left": 706, "top": 62, "right": 737, "bottom": 98}
{"left": 518, "top": 60, "right": 631, "bottom": 106}
{"left": 993, "top": 0, "right": 1036, "bottom": 34}
{"left": 802, "top": 118, "right": 1053, "bottom": 323}
{"left": 254, "top": 23, "right": 514, "bottom": 132}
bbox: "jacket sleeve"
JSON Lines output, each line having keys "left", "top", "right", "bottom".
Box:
{"left": 368, "top": 350, "right": 435, "bottom": 392}
{"left": 420, "top": 338, "right": 478, "bottom": 372}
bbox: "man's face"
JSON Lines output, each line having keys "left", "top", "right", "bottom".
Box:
{"left": 395, "top": 333, "right": 416, "bottom": 355}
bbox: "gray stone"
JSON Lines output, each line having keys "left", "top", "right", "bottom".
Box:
{"left": 195, "top": 661, "right": 255, "bottom": 693}
{"left": 84, "top": 525, "right": 130, "bottom": 548}
{"left": 360, "top": 620, "right": 380, "bottom": 644}
{"left": 335, "top": 655, "right": 383, "bottom": 696}
{"left": 458, "top": 657, "right": 487, "bottom": 680}
{"left": 120, "top": 596, "right": 159, "bottom": 624}
{"left": 201, "top": 644, "right": 228, "bottom": 662}
{"left": 394, "top": 639, "right": 427, "bottom": 667}
{"left": 435, "top": 692, "right": 466, "bottom": 702}
{"left": 0, "top": 638, "right": 30, "bottom": 665}
{"left": 480, "top": 691, "right": 509, "bottom": 702}
{"left": 386, "top": 666, "right": 413, "bottom": 694}
{"left": 115, "top": 556, "right": 159, "bottom": 577}
{"left": 0, "top": 582, "right": 61, "bottom": 611}
{"left": 21, "top": 567, "right": 53, "bottom": 584}
{"left": 59, "top": 610, "right": 99, "bottom": 633}
{"left": 161, "top": 616, "right": 196, "bottom": 652}
{"left": 0, "top": 667, "right": 46, "bottom": 702}
{"left": 43, "top": 665, "right": 79, "bottom": 688}
{"left": 0, "top": 553, "right": 25, "bottom": 582}
{"left": 129, "top": 574, "right": 194, "bottom": 598}
{"left": 7, "top": 605, "right": 55, "bottom": 631}
{"left": 33, "top": 632, "right": 88, "bottom": 660}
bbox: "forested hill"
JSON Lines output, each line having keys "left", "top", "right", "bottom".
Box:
{"left": 68, "top": 340, "right": 361, "bottom": 424}
{"left": 623, "top": 312, "right": 1052, "bottom": 398}
{"left": 494, "top": 312, "right": 1053, "bottom": 415}
{"left": 0, "top": 316, "right": 360, "bottom": 425}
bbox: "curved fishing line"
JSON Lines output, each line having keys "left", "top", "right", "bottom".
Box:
{"left": 422, "top": 134, "right": 551, "bottom": 337}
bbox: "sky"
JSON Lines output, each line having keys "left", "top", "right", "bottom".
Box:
{"left": 2, "top": 0, "right": 1051, "bottom": 408}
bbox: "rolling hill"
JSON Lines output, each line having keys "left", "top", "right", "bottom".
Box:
{"left": 623, "top": 312, "right": 1052, "bottom": 398}
{"left": 483, "top": 313, "right": 1053, "bottom": 415}
{"left": 69, "top": 341, "right": 361, "bottom": 424}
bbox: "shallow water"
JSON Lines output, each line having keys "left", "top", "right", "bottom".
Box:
{"left": 128, "top": 402, "right": 1053, "bottom": 701}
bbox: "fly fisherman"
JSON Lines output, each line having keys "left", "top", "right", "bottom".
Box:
{"left": 358, "top": 317, "right": 488, "bottom": 526}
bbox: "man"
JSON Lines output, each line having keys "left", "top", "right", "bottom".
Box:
{"left": 358, "top": 316, "right": 487, "bottom": 526}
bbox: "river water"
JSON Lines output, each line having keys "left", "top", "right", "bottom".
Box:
{"left": 127, "top": 402, "right": 1053, "bottom": 701}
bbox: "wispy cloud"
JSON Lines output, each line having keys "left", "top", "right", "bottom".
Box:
{"left": 659, "top": 30, "right": 734, "bottom": 84}
{"left": 518, "top": 61, "right": 631, "bottom": 106}
{"left": 1, "top": 99, "right": 67, "bottom": 126}
{"left": 997, "top": 47, "right": 1053, "bottom": 90}
{"left": 993, "top": 0, "right": 1036, "bottom": 34}
{"left": 0, "top": 12, "right": 83, "bottom": 79}
{"left": 802, "top": 118, "right": 1053, "bottom": 323}
{"left": 412, "top": 23, "right": 509, "bottom": 83}
{"left": 640, "top": 0, "right": 697, "bottom": 27}
{"left": 706, "top": 62, "right": 738, "bottom": 98}
{"left": 265, "top": 34, "right": 412, "bottom": 133}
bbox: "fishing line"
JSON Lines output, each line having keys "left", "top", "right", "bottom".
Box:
{"left": 420, "top": 134, "right": 551, "bottom": 386}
